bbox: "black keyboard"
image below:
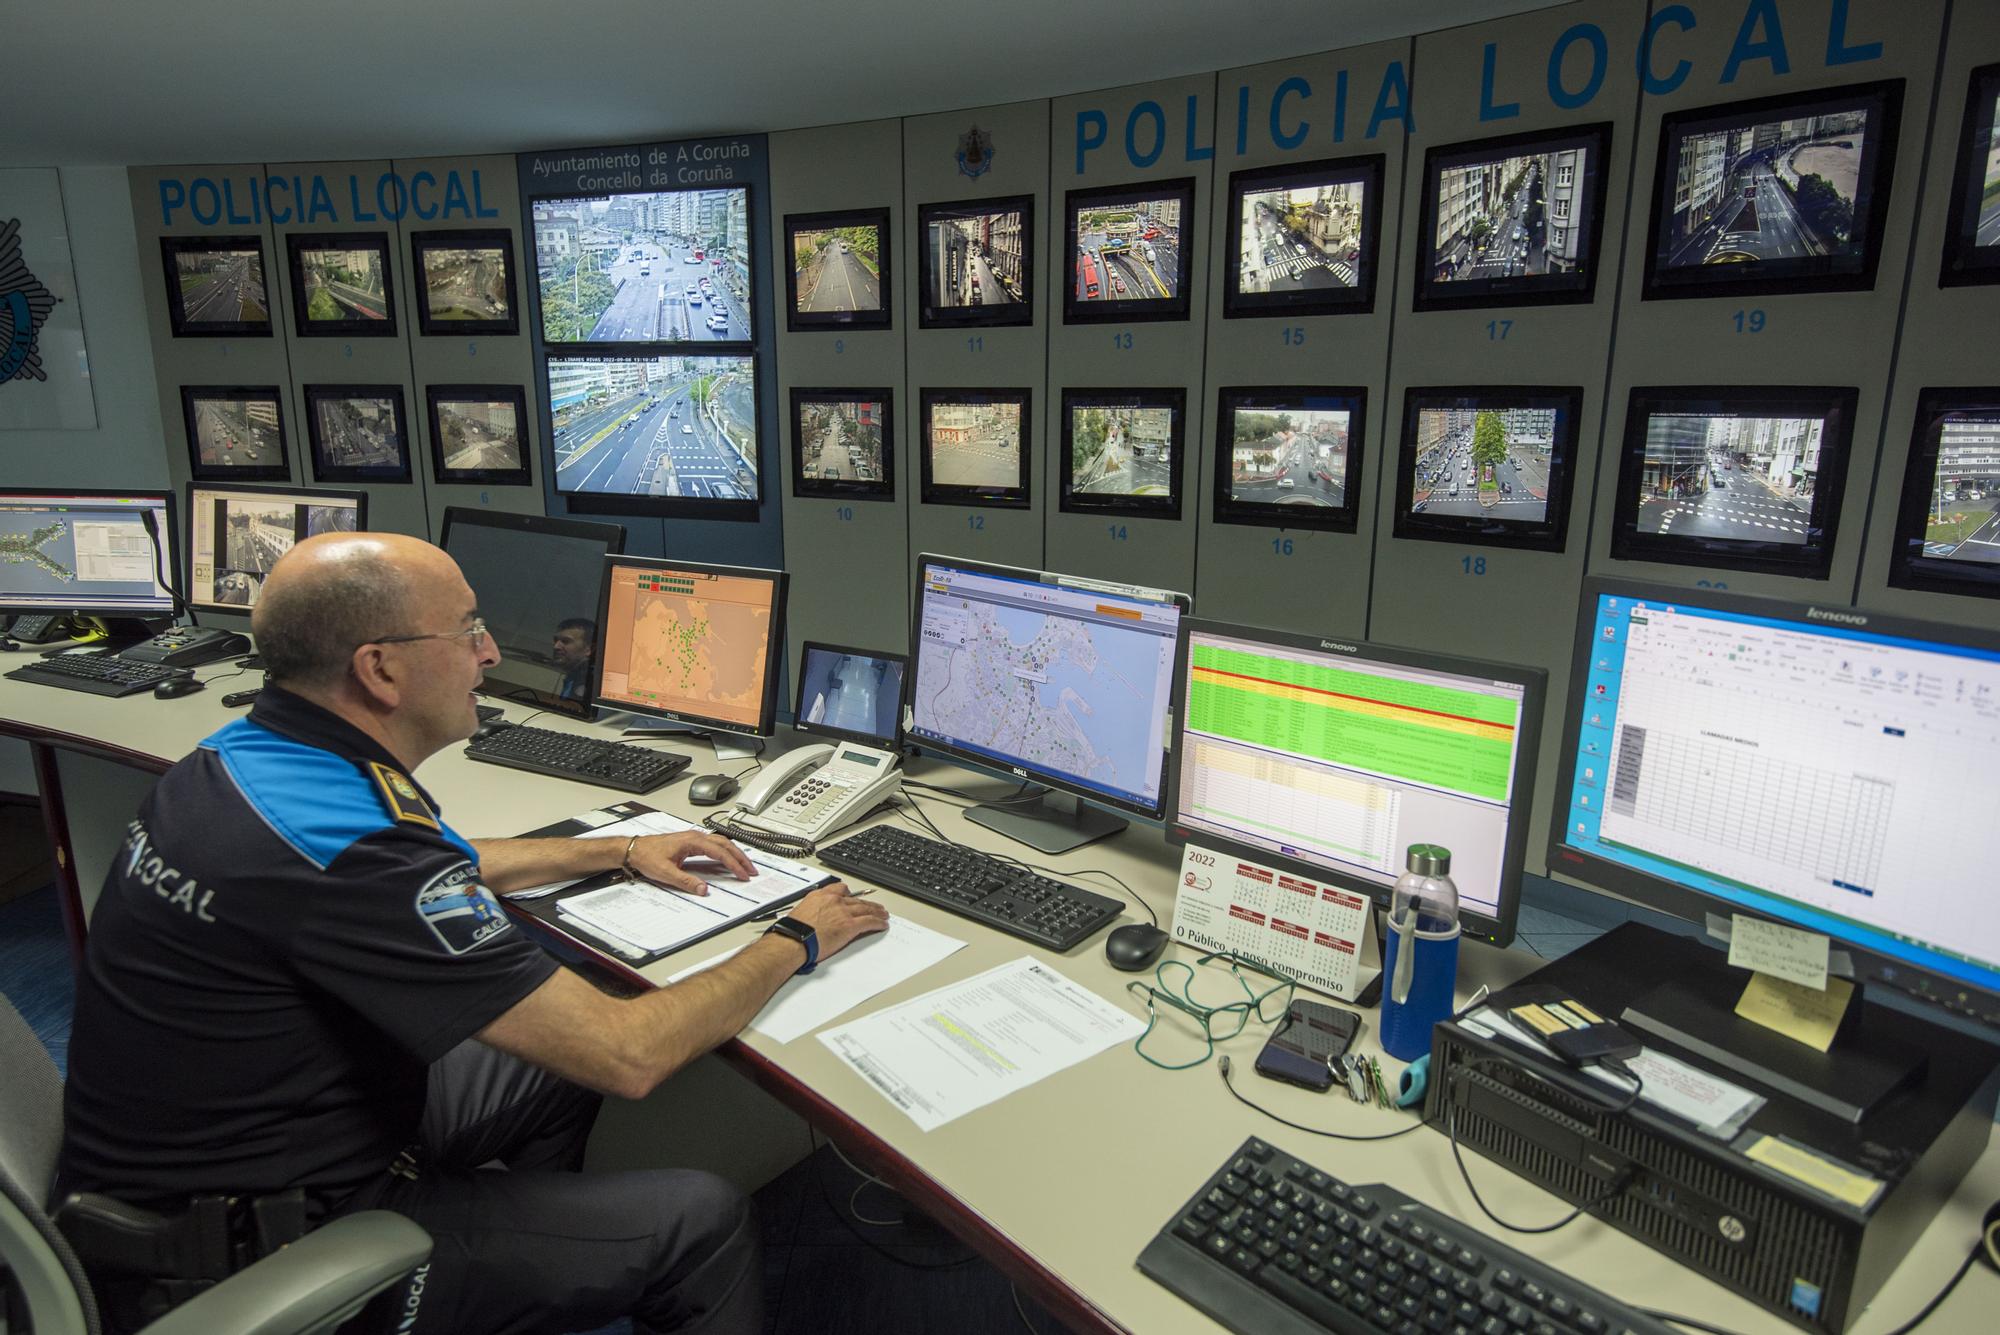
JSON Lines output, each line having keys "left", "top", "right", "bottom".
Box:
{"left": 463, "top": 725, "right": 690, "bottom": 794}
{"left": 814, "top": 824, "right": 1123, "bottom": 951}
{"left": 5, "top": 654, "right": 190, "bottom": 698}
{"left": 1139, "top": 1137, "right": 1673, "bottom": 1335}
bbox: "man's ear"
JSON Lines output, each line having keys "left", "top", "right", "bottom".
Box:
{"left": 348, "top": 643, "right": 402, "bottom": 710}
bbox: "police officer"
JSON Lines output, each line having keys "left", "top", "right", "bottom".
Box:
{"left": 56, "top": 532, "right": 888, "bottom": 1333}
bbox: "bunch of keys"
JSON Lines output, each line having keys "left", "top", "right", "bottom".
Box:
{"left": 1329, "top": 1052, "right": 1393, "bottom": 1107}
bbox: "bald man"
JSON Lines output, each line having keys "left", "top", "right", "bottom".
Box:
{"left": 56, "top": 533, "right": 886, "bottom": 1335}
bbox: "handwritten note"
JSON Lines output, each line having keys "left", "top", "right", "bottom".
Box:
{"left": 1727, "top": 915, "right": 1829, "bottom": 991}
{"left": 1736, "top": 972, "right": 1853, "bottom": 1051}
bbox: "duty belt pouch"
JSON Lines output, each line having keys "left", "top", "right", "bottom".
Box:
{"left": 55, "top": 1188, "right": 310, "bottom": 1331}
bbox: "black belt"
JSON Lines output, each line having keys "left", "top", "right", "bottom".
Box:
{"left": 54, "top": 1188, "right": 312, "bottom": 1330}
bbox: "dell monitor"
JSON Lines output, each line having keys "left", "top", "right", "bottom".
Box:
{"left": 906, "top": 554, "right": 1188, "bottom": 853}
{"left": 0, "top": 490, "right": 178, "bottom": 631}
{"left": 185, "top": 482, "right": 366, "bottom": 614}
{"left": 592, "top": 555, "right": 787, "bottom": 740}
{"left": 438, "top": 508, "right": 625, "bottom": 719}
{"left": 1166, "top": 619, "right": 1544, "bottom": 946}
{"left": 1551, "top": 579, "right": 2000, "bottom": 1114}
{"left": 794, "top": 641, "right": 905, "bottom": 749}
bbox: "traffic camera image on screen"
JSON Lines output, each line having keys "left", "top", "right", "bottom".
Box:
{"left": 1889, "top": 398, "right": 2000, "bottom": 598}
{"left": 922, "top": 201, "right": 1029, "bottom": 316}
{"left": 187, "top": 393, "right": 284, "bottom": 471}
{"left": 171, "top": 243, "right": 267, "bottom": 327}
{"left": 417, "top": 243, "right": 512, "bottom": 325}
{"left": 551, "top": 355, "right": 757, "bottom": 501}
{"left": 189, "top": 491, "right": 359, "bottom": 609}
{"left": 1071, "top": 194, "right": 1182, "bottom": 303}
{"left": 1069, "top": 403, "right": 1175, "bottom": 498}
{"left": 795, "top": 396, "right": 886, "bottom": 490}
{"left": 435, "top": 396, "right": 524, "bottom": 475}
{"left": 309, "top": 391, "right": 406, "bottom": 475}
{"left": 1225, "top": 404, "right": 1350, "bottom": 510}
{"left": 925, "top": 396, "right": 1025, "bottom": 495}
{"left": 1237, "top": 178, "right": 1365, "bottom": 295}
{"left": 295, "top": 243, "right": 390, "bottom": 325}
{"left": 1631, "top": 413, "right": 1824, "bottom": 545}
{"left": 791, "top": 224, "right": 884, "bottom": 316}
{"left": 531, "top": 189, "right": 751, "bottom": 342}
{"left": 1430, "top": 145, "right": 1590, "bottom": 287}
{"left": 1408, "top": 407, "right": 1554, "bottom": 524}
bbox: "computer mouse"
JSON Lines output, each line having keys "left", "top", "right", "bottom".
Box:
{"left": 471, "top": 719, "right": 516, "bottom": 741}
{"left": 153, "top": 676, "right": 205, "bottom": 700}
{"left": 1105, "top": 922, "right": 1170, "bottom": 972}
{"left": 687, "top": 773, "right": 740, "bottom": 806}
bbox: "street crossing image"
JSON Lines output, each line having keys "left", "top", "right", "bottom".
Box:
{"left": 1068, "top": 401, "right": 1175, "bottom": 498}
{"left": 1632, "top": 414, "right": 1822, "bottom": 545}
{"left": 1070, "top": 190, "right": 1183, "bottom": 304}
{"left": 1916, "top": 414, "right": 2000, "bottom": 566}
{"left": 187, "top": 393, "right": 284, "bottom": 471}
{"left": 926, "top": 398, "right": 1024, "bottom": 493}
{"left": 1237, "top": 179, "right": 1364, "bottom": 295}
{"left": 309, "top": 392, "right": 406, "bottom": 475}
{"left": 434, "top": 396, "right": 525, "bottom": 476}
{"left": 416, "top": 241, "right": 513, "bottom": 325}
{"left": 532, "top": 189, "right": 751, "bottom": 343}
{"left": 551, "top": 355, "right": 756, "bottom": 500}
{"left": 1407, "top": 406, "right": 1556, "bottom": 526}
{"left": 1225, "top": 405, "right": 1350, "bottom": 508}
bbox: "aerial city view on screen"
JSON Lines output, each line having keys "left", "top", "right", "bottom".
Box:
{"left": 1919, "top": 414, "right": 2000, "bottom": 564}
{"left": 1409, "top": 408, "right": 1555, "bottom": 523}
{"left": 798, "top": 399, "right": 885, "bottom": 484}
{"left": 1432, "top": 144, "right": 1590, "bottom": 282}
{"left": 190, "top": 396, "right": 283, "bottom": 469}
{"left": 532, "top": 190, "right": 749, "bottom": 342}
{"left": 1226, "top": 407, "right": 1350, "bottom": 507}
{"left": 1073, "top": 196, "right": 1182, "bottom": 302}
{"left": 927, "top": 205, "right": 1027, "bottom": 310}
{"left": 420, "top": 244, "right": 512, "bottom": 323}
{"left": 1634, "top": 413, "right": 1823, "bottom": 544}
{"left": 1980, "top": 92, "right": 2000, "bottom": 250}
{"left": 551, "top": 356, "right": 756, "bottom": 498}
{"left": 1237, "top": 181, "right": 1364, "bottom": 292}
{"left": 174, "top": 246, "right": 266, "bottom": 324}
{"left": 1070, "top": 404, "right": 1174, "bottom": 497}
{"left": 1661, "top": 108, "right": 1871, "bottom": 268}
{"left": 312, "top": 395, "right": 403, "bottom": 471}
{"left": 792, "top": 226, "right": 883, "bottom": 315}
{"left": 927, "top": 400, "right": 1023, "bottom": 490}
{"left": 436, "top": 398, "right": 524, "bottom": 474}
{"left": 296, "top": 244, "right": 390, "bottom": 323}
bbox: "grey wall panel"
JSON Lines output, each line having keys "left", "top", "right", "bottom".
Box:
{"left": 771, "top": 119, "right": 911, "bottom": 683}
{"left": 902, "top": 100, "right": 1051, "bottom": 575}
{"left": 1372, "top": 0, "right": 1647, "bottom": 876}
{"left": 1044, "top": 74, "right": 1215, "bottom": 597}
{"left": 1199, "top": 39, "right": 1414, "bottom": 637}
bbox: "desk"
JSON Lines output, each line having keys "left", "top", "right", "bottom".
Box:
{"left": 3, "top": 672, "right": 1995, "bottom": 1335}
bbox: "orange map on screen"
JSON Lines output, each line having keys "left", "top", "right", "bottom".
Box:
{"left": 624, "top": 592, "right": 769, "bottom": 726}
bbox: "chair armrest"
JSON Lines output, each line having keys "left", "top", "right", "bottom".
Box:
{"left": 140, "top": 1211, "right": 431, "bottom": 1335}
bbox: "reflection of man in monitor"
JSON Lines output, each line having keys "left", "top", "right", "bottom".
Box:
{"left": 804, "top": 653, "right": 895, "bottom": 740}
{"left": 552, "top": 617, "right": 597, "bottom": 702}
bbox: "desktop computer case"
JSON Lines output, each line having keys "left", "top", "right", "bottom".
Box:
{"left": 1423, "top": 924, "right": 1998, "bottom": 1333}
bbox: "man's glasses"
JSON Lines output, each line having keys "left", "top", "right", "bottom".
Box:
{"left": 370, "top": 617, "right": 488, "bottom": 649}
{"left": 1126, "top": 950, "right": 1297, "bottom": 1071}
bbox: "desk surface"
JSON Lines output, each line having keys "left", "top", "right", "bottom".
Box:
{"left": 4, "top": 669, "right": 1995, "bottom": 1335}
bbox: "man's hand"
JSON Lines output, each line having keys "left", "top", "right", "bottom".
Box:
{"left": 784, "top": 882, "right": 889, "bottom": 962}
{"left": 624, "top": 832, "right": 756, "bottom": 894}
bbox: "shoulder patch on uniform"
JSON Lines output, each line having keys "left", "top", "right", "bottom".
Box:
{"left": 415, "top": 861, "right": 513, "bottom": 955}
{"left": 368, "top": 761, "right": 439, "bottom": 831}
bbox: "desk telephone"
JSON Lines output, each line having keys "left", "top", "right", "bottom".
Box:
{"left": 728, "top": 740, "right": 902, "bottom": 844}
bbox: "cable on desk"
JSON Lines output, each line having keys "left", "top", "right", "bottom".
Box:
{"left": 806, "top": 1129, "right": 979, "bottom": 1271}
{"left": 901, "top": 778, "right": 1045, "bottom": 807}
{"left": 1445, "top": 1104, "right": 1637, "bottom": 1235}
{"left": 1009, "top": 1284, "right": 1041, "bottom": 1333}
{"left": 1216, "top": 1056, "right": 1427, "bottom": 1143}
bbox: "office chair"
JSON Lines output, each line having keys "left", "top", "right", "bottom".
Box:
{"left": 0, "top": 991, "right": 432, "bottom": 1334}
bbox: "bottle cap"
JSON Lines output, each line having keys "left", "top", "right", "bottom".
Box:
{"left": 1405, "top": 844, "right": 1452, "bottom": 876}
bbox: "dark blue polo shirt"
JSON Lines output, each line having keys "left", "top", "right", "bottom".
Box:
{"left": 57, "top": 687, "right": 558, "bottom": 1209}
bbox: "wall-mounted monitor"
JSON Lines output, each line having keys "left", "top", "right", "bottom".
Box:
{"left": 1392, "top": 387, "right": 1579, "bottom": 552}
{"left": 529, "top": 188, "right": 752, "bottom": 343}
{"left": 791, "top": 389, "right": 891, "bottom": 501}
{"left": 1641, "top": 80, "right": 1903, "bottom": 301}
{"left": 304, "top": 384, "right": 411, "bottom": 484}
{"left": 285, "top": 232, "right": 396, "bottom": 337}
{"left": 410, "top": 229, "right": 519, "bottom": 337}
{"left": 426, "top": 384, "right": 530, "bottom": 487}
{"left": 181, "top": 386, "right": 289, "bottom": 483}
{"left": 1608, "top": 386, "right": 1858, "bottom": 579}
{"left": 794, "top": 640, "right": 906, "bottom": 748}
{"left": 1940, "top": 64, "right": 2000, "bottom": 288}
{"left": 918, "top": 196, "right": 1034, "bottom": 329}
{"left": 1887, "top": 389, "right": 2000, "bottom": 599}
{"left": 160, "top": 236, "right": 271, "bottom": 338}
{"left": 919, "top": 388, "right": 1031, "bottom": 509}
{"left": 1412, "top": 123, "right": 1611, "bottom": 312}
{"left": 184, "top": 481, "right": 366, "bottom": 613}
{"left": 1212, "top": 386, "right": 1365, "bottom": 533}
{"left": 1062, "top": 179, "right": 1195, "bottom": 324}
{"left": 784, "top": 208, "right": 891, "bottom": 331}
{"left": 1223, "top": 156, "right": 1383, "bottom": 319}
{"left": 1059, "top": 387, "right": 1185, "bottom": 519}
{"left": 548, "top": 354, "right": 757, "bottom": 517}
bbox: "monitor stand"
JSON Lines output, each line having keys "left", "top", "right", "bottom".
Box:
{"left": 604, "top": 711, "right": 765, "bottom": 759}
{"left": 76, "top": 616, "right": 173, "bottom": 654}
{"left": 964, "top": 788, "right": 1127, "bottom": 855}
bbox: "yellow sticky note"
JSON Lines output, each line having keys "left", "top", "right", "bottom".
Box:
{"left": 1728, "top": 915, "right": 1829, "bottom": 990}
{"left": 1735, "top": 972, "right": 1853, "bottom": 1052}
{"left": 1744, "top": 1135, "right": 1882, "bottom": 1210}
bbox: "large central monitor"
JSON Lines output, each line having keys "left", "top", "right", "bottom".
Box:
{"left": 907, "top": 555, "right": 1188, "bottom": 853}
{"left": 438, "top": 508, "right": 625, "bottom": 718}
{"left": 1166, "top": 619, "right": 1544, "bottom": 946}
{"left": 0, "top": 489, "right": 178, "bottom": 620}
{"left": 593, "top": 555, "right": 787, "bottom": 739}
{"left": 185, "top": 482, "right": 366, "bottom": 613}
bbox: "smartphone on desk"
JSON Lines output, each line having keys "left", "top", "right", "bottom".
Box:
{"left": 730, "top": 741, "right": 903, "bottom": 843}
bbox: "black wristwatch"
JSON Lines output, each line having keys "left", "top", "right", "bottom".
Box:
{"left": 764, "top": 915, "right": 819, "bottom": 975}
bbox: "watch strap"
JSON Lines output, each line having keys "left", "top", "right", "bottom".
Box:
{"left": 766, "top": 915, "right": 818, "bottom": 975}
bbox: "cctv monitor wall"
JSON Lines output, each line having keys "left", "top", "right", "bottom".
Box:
{"left": 1940, "top": 63, "right": 2000, "bottom": 288}
{"left": 1061, "top": 178, "right": 1196, "bottom": 324}
{"left": 529, "top": 188, "right": 753, "bottom": 343}
{"left": 1211, "top": 387, "right": 1365, "bottom": 533}
{"left": 1887, "top": 389, "right": 2000, "bottom": 600}
{"left": 1058, "top": 387, "right": 1186, "bottom": 519}
{"left": 185, "top": 482, "right": 366, "bottom": 613}
{"left": 548, "top": 353, "right": 758, "bottom": 517}
{"left": 1223, "top": 155, "right": 1383, "bottom": 320}
{"left": 1608, "top": 386, "right": 1858, "bottom": 580}
{"left": 917, "top": 196, "right": 1034, "bottom": 329}
{"left": 1391, "top": 387, "right": 1580, "bottom": 552}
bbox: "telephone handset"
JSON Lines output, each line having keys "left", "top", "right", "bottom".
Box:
{"left": 731, "top": 740, "right": 902, "bottom": 842}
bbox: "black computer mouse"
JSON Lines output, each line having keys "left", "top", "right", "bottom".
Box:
{"left": 1105, "top": 922, "right": 1170, "bottom": 971}
{"left": 687, "top": 773, "right": 740, "bottom": 806}
{"left": 471, "top": 719, "right": 516, "bottom": 740}
{"left": 153, "top": 676, "right": 205, "bottom": 700}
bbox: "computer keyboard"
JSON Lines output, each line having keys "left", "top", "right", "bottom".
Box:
{"left": 1138, "top": 1137, "right": 1673, "bottom": 1335}
{"left": 5, "top": 654, "right": 191, "bottom": 698}
{"left": 814, "top": 824, "right": 1123, "bottom": 951}
{"left": 463, "top": 724, "right": 690, "bottom": 794}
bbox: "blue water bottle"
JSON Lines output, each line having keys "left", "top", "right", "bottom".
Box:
{"left": 1379, "top": 844, "right": 1462, "bottom": 1063}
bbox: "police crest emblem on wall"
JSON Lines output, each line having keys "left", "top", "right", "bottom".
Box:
{"left": 0, "top": 218, "right": 56, "bottom": 385}
{"left": 0, "top": 169, "right": 95, "bottom": 429}
{"left": 956, "top": 125, "right": 994, "bottom": 179}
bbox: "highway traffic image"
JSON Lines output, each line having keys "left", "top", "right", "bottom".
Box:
{"left": 792, "top": 225, "right": 883, "bottom": 316}
{"left": 926, "top": 400, "right": 1023, "bottom": 490}
{"left": 417, "top": 243, "right": 512, "bottom": 323}
{"left": 211, "top": 500, "right": 298, "bottom": 605}
{"left": 1237, "top": 181, "right": 1362, "bottom": 293}
{"left": 172, "top": 246, "right": 267, "bottom": 326}
{"left": 551, "top": 355, "right": 756, "bottom": 499}
{"left": 796, "top": 398, "right": 885, "bottom": 487}
{"left": 1070, "top": 403, "right": 1175, "bottom": 497}
{"left": 310, "top": 393, "right": 405, "bottom": 472}
{"left": 532, "top": 190, "right": 750, "bottom": 342}
{"left": 1431, "top": 145, "right": 1587, "bottom": 282}
{"left": 188, "top": 394, "right": 284, "bottom": 470}
{"left": 295, "top": 242, "right": 390, "bottom": 324}
{"left": 1226, "top": 407, "right": 1351, "bottom": 508}
{"left": 1661, "top": 109, "right": 1872, "bottom": 269}
{"left": 1408, "top": 408, "right": 1556, "bottom": 524}
{"left": 925, "top": 204, "right": 1028, "bottom": 312}
{"left": 1072, "top": 194, "right": 1181, "bottom": 303}
{"left": 1921, "top": 417, "right": 2000, "bottom": 564}
{"left": 1634, "top": 414, "right": 1820, "bottom": 544}
{"left": 435, "top": 397, "right": 525, "bottom": 475}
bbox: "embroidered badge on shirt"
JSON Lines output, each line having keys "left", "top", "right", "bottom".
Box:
{"left": 415, "top": 862, "right": 511, "bottom": 955}
{"left": 367, "top": 761, "right": 439, "bottom": 831}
